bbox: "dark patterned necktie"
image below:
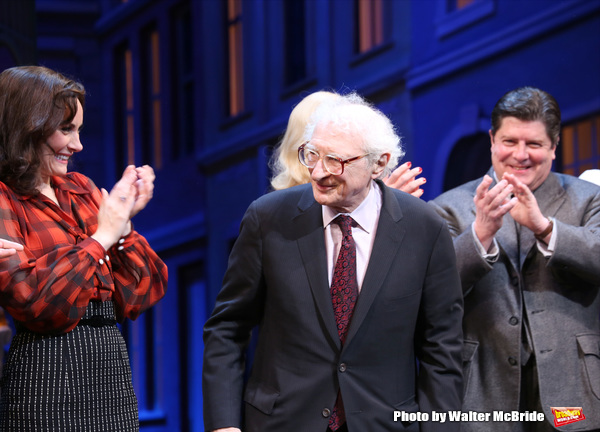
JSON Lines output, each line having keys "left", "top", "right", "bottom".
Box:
{"left": 329, "top": 215, "right": 358, "bottom": 431}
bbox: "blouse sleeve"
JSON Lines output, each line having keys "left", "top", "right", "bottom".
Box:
{"left": 0, "top": 185, "right": 106, "bottom": 333}
{"left": 108, "top": 230, "right": 168, "bottom": 322}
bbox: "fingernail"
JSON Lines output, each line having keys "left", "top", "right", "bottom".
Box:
{"left": 406, "top": 162, "right": 411, "bottom": 168}
{"left": 422, "top": 178, "right": 427, "bottom": 183}
{"left": 418, "top": 167, "right": 422, "bottom": 173}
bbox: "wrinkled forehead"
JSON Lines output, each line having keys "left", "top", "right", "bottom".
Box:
{"left": 310, "top": 121, "right": 363, "bottom": 156}
{"left": 494, "top": 116, "right": 552, "bottom": 142}
{"left": 495, "top": 115, "right": 556, "bottom": 144}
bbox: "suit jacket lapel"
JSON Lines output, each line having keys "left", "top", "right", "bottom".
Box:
{"left": 344, "top": 182, "right": 405, "bottom": 348}
{"left": 496, "top": 213, "right": 520, "bottom": 270}
{"left": 294, "top": 187, "right": 341, "bottom": 349}
{"left": 478, "top": 170, "right": 520, "bottom": 271}
{"left": 531, "top": 173, "right": 566, "bottom": 218}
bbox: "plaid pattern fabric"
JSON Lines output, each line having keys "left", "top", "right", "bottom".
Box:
{"left": 0, "top": 172, "right": 168, "bottom": 334}
{"left": 0, "top": 301, "right": 139, "bottom": 432}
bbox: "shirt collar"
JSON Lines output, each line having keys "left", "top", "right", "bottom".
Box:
{"left": 322, "top": 180, "right": 382, "bottom": 233}
{"left": 51, "top": 174, "right": 90, "bottom": 195}
{"left": 13, "top": 173, "right": 89, "bottom": 201}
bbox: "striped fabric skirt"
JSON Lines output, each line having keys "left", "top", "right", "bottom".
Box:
{"left": 0, "top": 301, "right": 139, "bottom": 431}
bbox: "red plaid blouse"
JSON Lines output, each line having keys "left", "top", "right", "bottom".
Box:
{"left": 0, "top": 172, "right": 168, "bottom": 334}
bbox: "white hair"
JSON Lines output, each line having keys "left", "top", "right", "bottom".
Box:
{"left": 303, "top": 92, "right": 404, "bottom": 178}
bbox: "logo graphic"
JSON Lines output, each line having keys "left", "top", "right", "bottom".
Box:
{"left": 551, "top": 407, "right": 585, "bottom": 427}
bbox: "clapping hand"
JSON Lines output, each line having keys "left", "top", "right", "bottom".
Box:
{"left": 92, "top": 165, "right": 155, "bottom": 250}
{"left": 130, "top": 165, "right": 155, "bottom": 218}
{"left": 503, "top": 173, "right": 550, "bottom": 237}
{"left": 473, "top": 175, "right": 517, "bottom": 251}
{"left": 384, "top": 161, "right": 426, "bottom": 198}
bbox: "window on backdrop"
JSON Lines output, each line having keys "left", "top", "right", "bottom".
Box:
{"left": 436, "top": 0, "right": 494, "bottom": 39}
{"left": 226, "top": 0, "right": 244, "bottom": 117}
{"left": 178, "top": 262, "right": 207, "bottom": 432}
{"left": 355, "top": 0, "right": 384, "bottom": 54}
{"left": 561, "top": 114, "right": 600, "bottom": 176}
{"left": 141, "top": 25, "right": 163, "bottom": 169}
{"left": 283, "top": 0, "right": 307, "bottom": 87}
{"left": 450, "top": 0, "right": 476, "bottom": 12}
{"left": 127, "top": 307, "right": 158, "bottom": 415}
{"left": 171, "top": 2, "right": 195, "bottom": 159}
{"left": 114, "top": 43, "right": 135, "bottom": 169}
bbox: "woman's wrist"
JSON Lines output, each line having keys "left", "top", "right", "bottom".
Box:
{"left": 121, "top": 221, "right": 132, "bottom": 237}
{"left": 90, "top": 232, "right": 115, "bottom": 251}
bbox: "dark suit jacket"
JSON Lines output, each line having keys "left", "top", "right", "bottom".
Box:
{"left": 431, "top": 170, "right": 600, "bottom": 431}
{"left": 203, "top": 181, "right": 463, "bottom": 432}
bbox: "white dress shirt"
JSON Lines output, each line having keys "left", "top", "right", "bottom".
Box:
{"left": 322, "top": 181, "right": 382, "bottom": 292}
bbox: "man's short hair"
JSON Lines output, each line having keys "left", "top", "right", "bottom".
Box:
{"left": 491, "top": 86, "right": 561, "bottom": 147}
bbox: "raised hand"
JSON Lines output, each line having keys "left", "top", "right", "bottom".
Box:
{"left": 383, "top": 162, "right": 426, "bottom": 198}
{"left": 503, "top": 173, "right": 550, "bottom": 238}
{"left": 473, "top": 175, "right": 517, "bottom": 251}
{"left": 130, "top": 165, "right": 155, "bottom": 218}
{"left": 91, "top": 165, "right": 137, "bottom": 250}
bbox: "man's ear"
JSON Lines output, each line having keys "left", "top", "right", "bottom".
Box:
{"left": 372, "top": 153, "right": 390, "bottom": 178}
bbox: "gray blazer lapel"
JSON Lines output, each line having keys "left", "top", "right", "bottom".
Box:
{"left": 294, "top": 187, "right": 341, "bottom": 349}
{"left": 534, "top": 172, "right": 567, "bottom": 218}
{"left": 496, "top": 214, "right": 520, "bottom": 271}
{"left": 482, "top": 171, "right": 520, "bottom": 270}
{"left": 344, "top": 183, "right": 405, "bottom": 347}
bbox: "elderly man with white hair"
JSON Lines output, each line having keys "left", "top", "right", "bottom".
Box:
{"left": 203, "top": 93, "right": 464, "bottom": 432}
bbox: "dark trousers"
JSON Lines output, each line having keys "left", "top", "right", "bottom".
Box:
{"left": 515, "top": 356, "right": 554, "bottom": 432}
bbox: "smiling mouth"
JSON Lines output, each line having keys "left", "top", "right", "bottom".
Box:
{"left": 54, "top": 154, "right": 70, "bottom": 162}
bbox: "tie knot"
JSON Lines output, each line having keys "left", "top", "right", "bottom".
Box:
{"left": 334, "top": 215, "right": 354, "bottom": 236}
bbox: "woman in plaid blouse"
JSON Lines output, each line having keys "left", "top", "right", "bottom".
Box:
{"left": 0, "top": 66, "right": 168, "bottom": 431}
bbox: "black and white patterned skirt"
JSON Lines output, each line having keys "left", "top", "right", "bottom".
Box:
{"left": 0, "top": 301, "right": 139, "bottom": 431}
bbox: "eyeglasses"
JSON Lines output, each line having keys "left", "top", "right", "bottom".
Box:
{"left": 298, "top": 142, "right": 370, "bottom": 176}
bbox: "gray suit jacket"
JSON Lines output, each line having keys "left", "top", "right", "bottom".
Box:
{"left": 203, "top": 181, "right": 463, "bottom": 432}
{"left": 431, "top": 169, "right": 600, "bottom": 431}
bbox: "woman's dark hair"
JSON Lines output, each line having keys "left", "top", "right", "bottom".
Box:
{"left": 0, "top": 66, "right": 86, "bottom": 195}
{"left": 490, "top": 86, "right": 561, "bottom": 147}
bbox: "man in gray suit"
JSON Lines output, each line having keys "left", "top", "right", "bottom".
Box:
{"left": 203, "top": 93, "right": 463, "bottom": 432}
{"left": 431, "top": 87, "right": 600, "bottom": 431}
